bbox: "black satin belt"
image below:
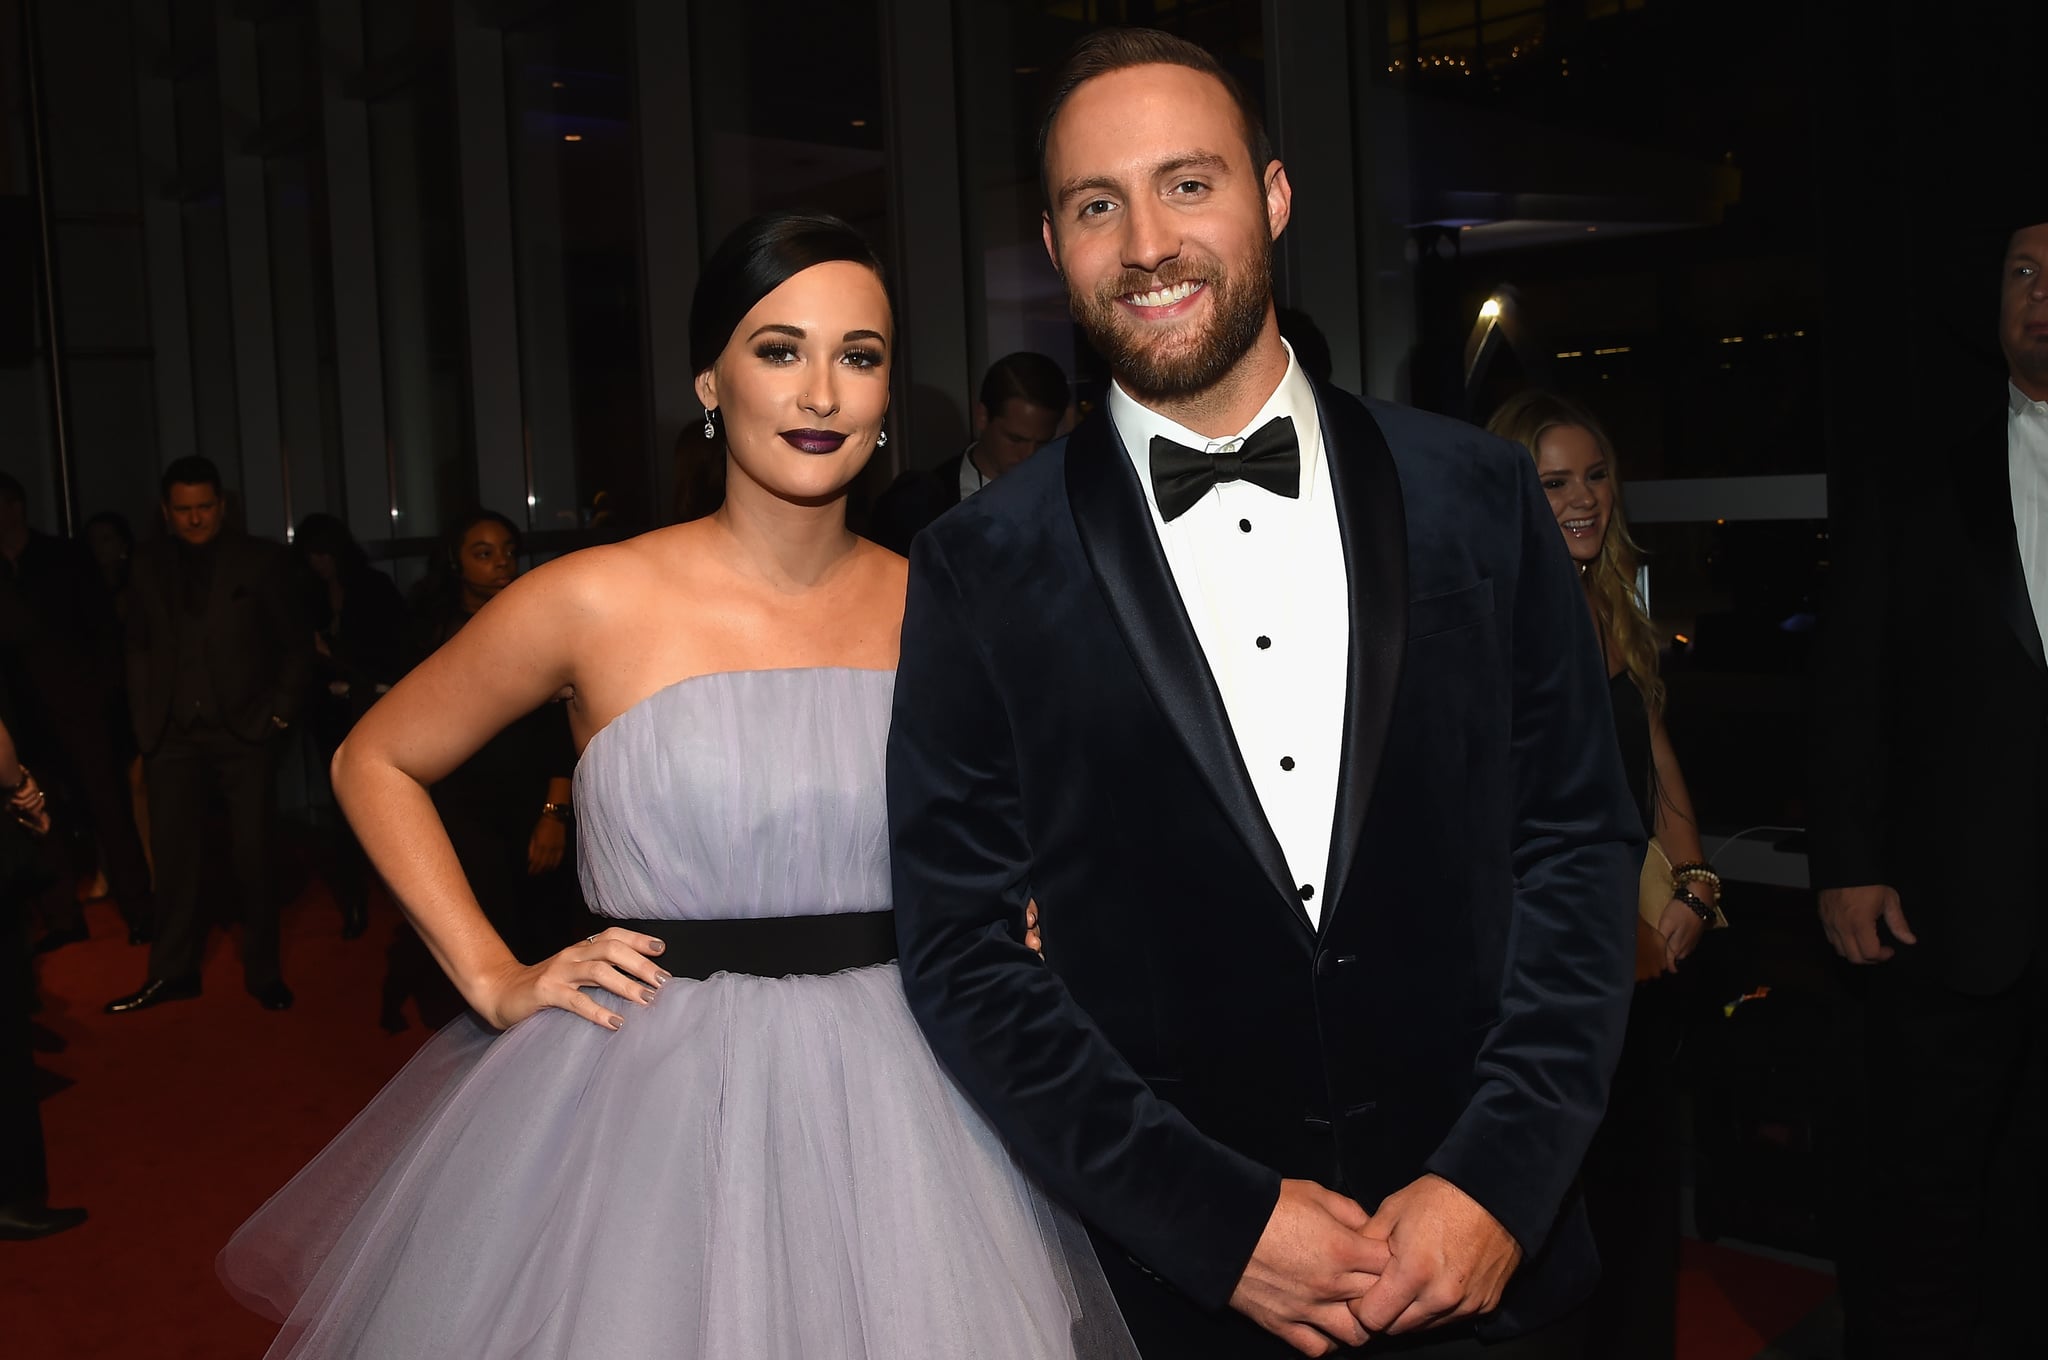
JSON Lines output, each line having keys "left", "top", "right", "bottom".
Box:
{"left": 604, "top": 911, "right": 897, "bottom": 980}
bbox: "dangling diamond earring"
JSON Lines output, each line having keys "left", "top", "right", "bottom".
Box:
{"left": 702, "top": 407, "right": 717, "bottom": 439}
{"left": 876, "top": 428, "right": 888, "bottom": 448}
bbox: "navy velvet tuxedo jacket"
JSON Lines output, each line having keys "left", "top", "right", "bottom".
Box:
{"left": 887, "top": 380, "right": 1639, "bottom": 1342}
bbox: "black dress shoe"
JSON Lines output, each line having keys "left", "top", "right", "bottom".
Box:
{"left": 103, "top": 976, "right": 202, "bottom": 1014}
{"left": 0, "top": 1203, "right": 88, "bottom": 1241}
{"left": 249, "top": 980, "right": 295, "bottom": 1011}
{"left": 32, "top": 921, "right": 89, "bottom": 954}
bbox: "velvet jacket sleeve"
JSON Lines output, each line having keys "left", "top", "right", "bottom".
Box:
{"left": 1420, "top": 457, "right": 1640, "bottom": 1259}
{"left": 888, "top": 530, "right": 1281, "bottom": 1310}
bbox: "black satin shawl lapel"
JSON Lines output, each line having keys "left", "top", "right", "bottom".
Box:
{"left": 1063, "top": 412, "right": 1309, "bottom": 930}
{"left": 1958, "top": 417, "right": 2047, "bottom": 673}
{"left": 1315, "top": 384, "right": 1409, "bottom": 923}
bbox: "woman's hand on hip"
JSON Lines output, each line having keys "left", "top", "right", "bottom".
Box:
{"left": 474, "top": 926, "right": 669, "bottom": 1031}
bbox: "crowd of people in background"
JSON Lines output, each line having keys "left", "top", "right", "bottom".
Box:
{"left": 0, "top": 464, "right": 603, "bottom": 1241}
{"left": 2, "top": 88, "right": 2042, "bottom": 1355}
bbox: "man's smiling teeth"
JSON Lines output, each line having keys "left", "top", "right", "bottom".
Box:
{"left": 1127, "top": 280, "right": 1202, "bottom": 307}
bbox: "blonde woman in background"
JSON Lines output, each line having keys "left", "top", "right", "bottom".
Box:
{"left": 1488, "top": 390, "right": 1719, "bottom": 1360}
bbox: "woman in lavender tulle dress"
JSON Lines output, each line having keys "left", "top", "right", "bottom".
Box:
{"left": 218, "top": 213, "right": 1132, "bottom": 1360}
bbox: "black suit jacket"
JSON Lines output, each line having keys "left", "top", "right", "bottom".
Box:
{"left": 1810, "top": 408, "right": 2047, "bottom": 994}
{"left": 887, "top": 381, "right": 1640, "bottom": 1347}
{"left": 868, "top": 452, "right": 967, "bottom": 556}
{"left": 127, "top": 534, "right": 313, "bottom": 753}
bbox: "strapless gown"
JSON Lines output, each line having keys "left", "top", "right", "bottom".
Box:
{"left": 220, "top": 668, "right": 1133, "bottom": 1359}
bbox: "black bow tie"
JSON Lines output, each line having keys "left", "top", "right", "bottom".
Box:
{"left": 1148, "top": 416, "right": 1301, "bottom": 522}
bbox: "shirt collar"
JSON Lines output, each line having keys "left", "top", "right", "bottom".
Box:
{"left": 2009, "top": 381, "right": 2048, "bottom": 419}
{"left": 1109, "top": 340, "right": 1322, "bottom": 519}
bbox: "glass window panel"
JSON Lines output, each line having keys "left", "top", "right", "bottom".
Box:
{"left": 1382, "top": 1, "right": 1412, "bottom": 47}
{"left": 1630, "top": 519, "right": 1823, "bottom": 832}
{"left": 1416, "top": 0, "right": 1477, "bottom": 38}
{"left": 182, "top": 199, "right": 241, "bottom": 479}
{"left": 952, "top": 1, "right": 1265, "bottom": 415}
{"left": 56, "top": 221, "right": 150, "bottom": 350}
{"left": 1479, "top": 12, "right": 1543, "bottom": 70}
{"left": 688, "top": 1, "right": 890, "bottom": 255}
{"left": 368, "top": 64, "right": 472, "bottom": 544}
{"left": 257, "top": 13, "right": 315, "bottom": 126}
{"left": 364, "top": 0, "right": 452, "bottom": 69}
{"left": 502, "top": 0, "right": 650, "bottom": 534}
{"left": 267, "top": 152, "right": 345, "bottom": 521}
{"left": 175, "top": 75, "right": 222, "bottom": 187}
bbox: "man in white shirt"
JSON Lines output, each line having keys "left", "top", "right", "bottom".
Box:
{"left": 1813, "top": 213, "right": 2048, "bottom": 1359}
{"left": 889, "top": 26, "right": 1638, "bottom": 1359}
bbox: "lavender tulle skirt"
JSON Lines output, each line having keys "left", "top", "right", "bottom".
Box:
{"left": 220, "top": 670, "right": 1135, "bottom": 1358}
{"left": 220, "top": 965, "right": 1134, "bottom": 1358}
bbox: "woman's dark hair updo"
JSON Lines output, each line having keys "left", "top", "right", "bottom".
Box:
{"left": 688, "top": 212, "right": 891, "bottom": 379}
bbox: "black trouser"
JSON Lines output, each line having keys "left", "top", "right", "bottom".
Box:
{"left": 144, "top": 722, "right": 282, "bottom": 989}
{"left": 1841, "top": 943, "right": 2048, "bottom": 1359}
{"left": 0, "top": 882, "right": 48, "bottom": 1207}
{"left": 46, "top": 694, "right": 151, "bottom": 928}
{"left": 1580, "top": 976, "right": 1682, "bottom": 1360}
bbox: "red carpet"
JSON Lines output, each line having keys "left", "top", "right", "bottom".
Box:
{"left": 1, "top": 887, "right": 427, "bottom": 1358}
{"left": 1678, "top": 1238, "right": 1837, "bottom": 1359}
{"left": 2, "top": 884, "right": 1838, "bottom": 1358}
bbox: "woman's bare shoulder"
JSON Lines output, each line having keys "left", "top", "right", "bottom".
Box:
{"left": 516, "top": 524, "right": 704, "bottom": 613}
{"left": 858, "top": 536, "right": 909, "bottom": 591}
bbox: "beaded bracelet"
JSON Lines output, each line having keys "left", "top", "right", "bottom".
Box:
{"left": 1673, "top": 886, "right": 1715, "bottom": 922}
{"left": 1670, "top": 861, "right": 1722, "bottom": 898}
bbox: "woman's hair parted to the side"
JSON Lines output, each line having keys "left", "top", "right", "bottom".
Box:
{"left": 688, "top": 212, "right": 891, "bottom": 382}
{"left": 1487, "top": 390, "right": 1666, "bottom": 717}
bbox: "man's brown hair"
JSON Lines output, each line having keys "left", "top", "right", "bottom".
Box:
{"left": 1036, "top": 27, "right": 1274, "bottom": 209}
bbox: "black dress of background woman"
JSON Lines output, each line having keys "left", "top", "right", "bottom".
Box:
{"left": 293, "top": 515, "right": 407, "bottom": 940}
{"left": 1489, "top": 391, "right": 1722, "bottom": 1360}
{"left": 377, "top": 511, "right": 586, "bottom": 1031}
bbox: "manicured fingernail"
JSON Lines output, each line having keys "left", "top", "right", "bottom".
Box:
{"left": 649, "top": 941, "right": 665, "bottom": 953}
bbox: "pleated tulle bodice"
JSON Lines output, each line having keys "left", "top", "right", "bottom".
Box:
{"left": 572, "top": 667, "right": 895, "bottom": 921}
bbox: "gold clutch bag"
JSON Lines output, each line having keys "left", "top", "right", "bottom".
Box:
{"left": 1640, "top": 838, "right": 1728, "bottom": 930}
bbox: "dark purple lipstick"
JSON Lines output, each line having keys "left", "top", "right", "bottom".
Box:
{"left": 779, "top": 428, "right": 848, "bottom": 454}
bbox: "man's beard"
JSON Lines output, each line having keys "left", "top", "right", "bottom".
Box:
{"left": 1068, "top": 242, "right": 1272, "bottom": 403}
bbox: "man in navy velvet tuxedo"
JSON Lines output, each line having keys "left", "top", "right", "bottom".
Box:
{"left": 887, "top": 27, "right": 1639, "bottom": 1358}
